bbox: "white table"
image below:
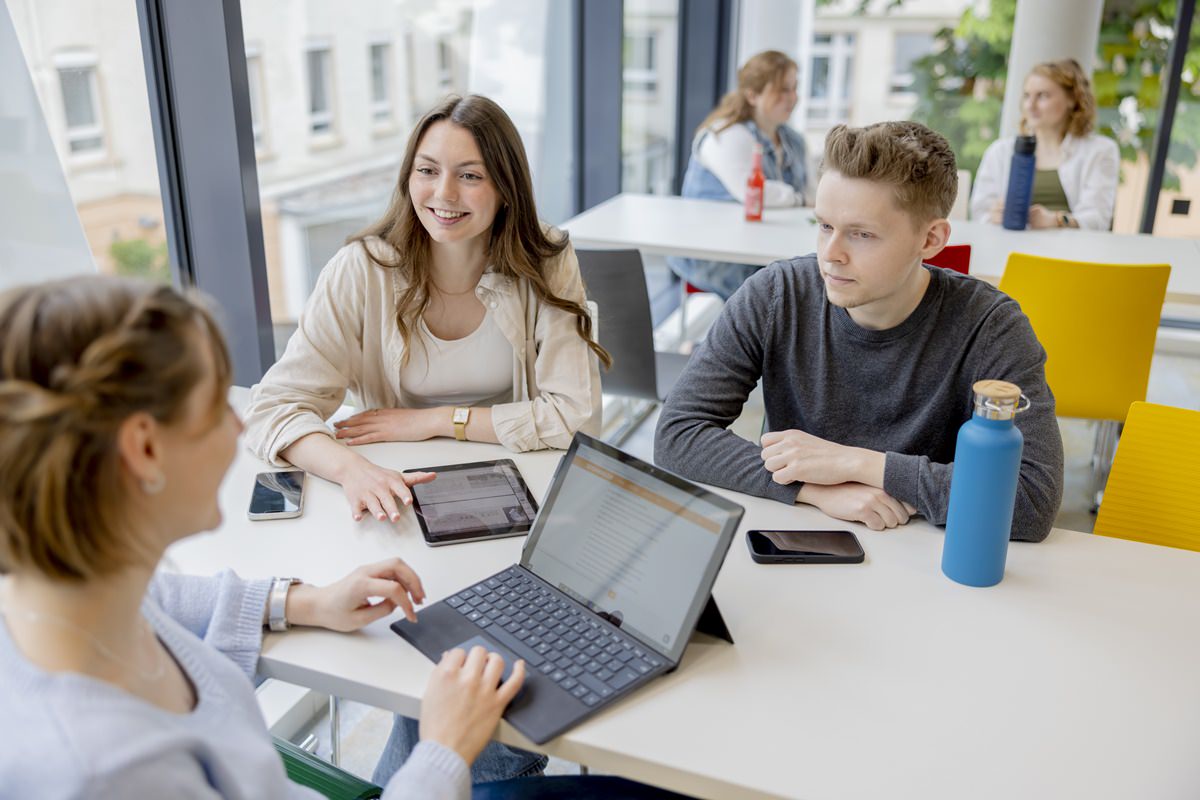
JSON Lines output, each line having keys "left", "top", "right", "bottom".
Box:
{"left": 170, "top": 394, "right": 1200, "bottom": 799}
{"left": 562, "top": 194, "right": 1200, "bottom": 304}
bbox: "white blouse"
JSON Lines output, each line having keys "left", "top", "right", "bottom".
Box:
{"left": 400, "top": 308, "right": 514, "bottom": 408}
{"left": 969, "top": 132, "right": 1120, "bottom": 230}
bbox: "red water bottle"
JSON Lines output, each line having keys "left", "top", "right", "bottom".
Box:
{"left": 744, "top": 144, "right": 764, "bottom": 221}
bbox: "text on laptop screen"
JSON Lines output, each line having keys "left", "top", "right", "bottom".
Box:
{"left": 524, "top": 441, "right": 733, "bottom": 657}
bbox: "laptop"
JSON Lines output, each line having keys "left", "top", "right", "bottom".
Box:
{"left": 391, "top": 432, "right": 744, "bottom": 744}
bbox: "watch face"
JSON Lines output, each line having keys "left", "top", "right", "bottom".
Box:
{"left": 453, "top": 407, "right": 469, "bottom": 424}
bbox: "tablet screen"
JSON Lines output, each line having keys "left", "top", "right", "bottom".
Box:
{"left": 405, "top": 460, "right": 539, "bottom": 545}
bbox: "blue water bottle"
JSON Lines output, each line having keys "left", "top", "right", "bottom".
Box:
{"left": 942, "top": 380, "right": 1029, "bottom": 587}
{"left": 1001, "top": 135, "right": 1037, "bottom": 230}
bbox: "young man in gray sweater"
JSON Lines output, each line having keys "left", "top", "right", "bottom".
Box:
{"left": 655, "top": 121, "right": 1064, "bottom": 542}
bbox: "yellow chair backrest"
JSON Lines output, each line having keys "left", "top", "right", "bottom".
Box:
{"left": 998, "top": 253, "right": 1169, "bottom": 423}
{"left": 1094, "top": 402, "right": 1200, "bottom": 551}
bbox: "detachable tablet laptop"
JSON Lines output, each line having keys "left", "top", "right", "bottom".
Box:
{"left": 392, "top": 433, "right": 744, "bottom": 744}
{"left": 404, "top": 459, "right": 539, "bottom": 546}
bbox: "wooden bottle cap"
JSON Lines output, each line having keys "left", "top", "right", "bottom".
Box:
{"left": 973, "top": 380, "right": 1021, "bottom": 403}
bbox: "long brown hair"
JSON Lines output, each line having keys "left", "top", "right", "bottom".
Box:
{"left": 699, "top": 50, "right": 798, "bottom": 135}
{"left": 350, "top": 95, "right": 611, "bottom": 369}
{"left": 0, "top": 277, "right": 231, "bottom": 581}
{"left": 1021, "top": 58, "right": 1097, "bottom": 138}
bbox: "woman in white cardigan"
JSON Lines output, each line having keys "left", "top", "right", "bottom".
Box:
{"left": 244, "top": 95, "right": 610, "bottom": 524}
{"left": 970, "top": 59, "right": 1119, "bottom": 231}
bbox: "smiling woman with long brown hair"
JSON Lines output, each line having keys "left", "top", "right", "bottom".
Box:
{"left": 242, "top": 94, "right": 609, "bottom": 786}
{"left": 244, "top": 94, "right": 609, "bottom": 524}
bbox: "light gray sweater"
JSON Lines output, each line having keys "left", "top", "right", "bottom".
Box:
{"left": 0, "top": 570, "right": 469, "bottom": 799}
{"left": 655, "top": 257, "right": 1064, "bottom": 542}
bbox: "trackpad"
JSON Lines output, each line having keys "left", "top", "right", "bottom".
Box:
{"left": 452, "top": 634, "right": 521, "bottom": 685}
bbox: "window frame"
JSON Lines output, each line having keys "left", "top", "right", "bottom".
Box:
{"left": 53, "top": 51, "right": 106, "bottom": 160}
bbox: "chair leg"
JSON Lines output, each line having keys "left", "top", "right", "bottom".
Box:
{"left": 1090, "top": 420, "right": 1120, "bottom": 513}
{"left": 329, "top": 695, "right": 341, "bottom": 767}
{"left": 606, "top": 398, "right": 658, "bottom": 446}
{"left": 679, "top": 283, "right": 688, "bottom": 344}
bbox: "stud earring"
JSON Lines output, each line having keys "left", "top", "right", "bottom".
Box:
{"left": 141, "top": 473, "right": 166, "bottom": 495}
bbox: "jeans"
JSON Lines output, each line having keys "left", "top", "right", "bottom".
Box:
{"left": 473, "top": 776, "right": 697, "bottom": 799}
{"left": 371, "top": 714, "right": 548, "bottom": 785}
{"left": 666, "top": 256, "right": 760, "bottom": 301}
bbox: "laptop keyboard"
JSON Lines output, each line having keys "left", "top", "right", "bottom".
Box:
{"left": 445, "top": 566, "right": 664, "bottom": 708}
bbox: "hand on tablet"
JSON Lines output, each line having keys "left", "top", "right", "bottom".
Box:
{"left": 339, "top": 455, "right": 436, "bottom": 522}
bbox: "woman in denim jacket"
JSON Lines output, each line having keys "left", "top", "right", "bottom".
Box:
{"left": 669, "top": 50, "right": 809, "bottom": 299}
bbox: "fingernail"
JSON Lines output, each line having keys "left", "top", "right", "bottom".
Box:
{"left": 391, "top": 513, "right": 399, "bottom": 521}
{"left": 353, "top": 515, "right": 362, "bottom": 521}
{"left": 377, "top": 513, "right": 385, "bottom": 520}
{"left": 404, "top": 498, "right": 411, "bottom": 506}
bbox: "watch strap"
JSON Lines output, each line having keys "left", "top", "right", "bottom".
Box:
{"left": 268, "top": 577, "right": 302, "bottom": 632}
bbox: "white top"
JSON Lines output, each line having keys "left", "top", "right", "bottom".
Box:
{"left": 400, "top": 308, "right": 514, "bottom": 408}
{"left": 242, "top": 232, "right": 603, "bottom": 464}
{"left": 969, "top": 132, "right": 1120, "bottom": 230}
{"left": 170, "top": 395, "right": 1200, "bottom": 800}
{"left": 697, "top": 123, "right": 805, "bottom": 208}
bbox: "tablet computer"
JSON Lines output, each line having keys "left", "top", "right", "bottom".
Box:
{"left": 404, "top": 459, "right": 539, "bottom": 546}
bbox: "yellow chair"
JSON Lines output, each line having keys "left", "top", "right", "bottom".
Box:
{"left": 1094, "top": 402, "right": 1200, "bottom": 551}
{"left": 998, "top": 253, "right": 1170, "bottom": 505}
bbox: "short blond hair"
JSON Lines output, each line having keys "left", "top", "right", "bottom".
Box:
{"left": 1023, "top": 58, "right": 1096, "bottom": 138}
{"left": 821, "top": 121, "right": 958, "bottom": 224}
{"left": 0, "top": 277, "right": 231, "bottom": 581}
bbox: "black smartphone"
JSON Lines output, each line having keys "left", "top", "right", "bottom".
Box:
{"left": 248, "top": 470, "right": 305, "bottom": 520}
{"left": 746, "top": 529, "right": 865, "bottom": 564}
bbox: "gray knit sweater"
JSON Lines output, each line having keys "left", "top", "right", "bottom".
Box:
{"left": 0, "top": 570, "right": 469, "bottom": 799}
{"left": 655, "top": 256, "right": 1064, "bottom": 542}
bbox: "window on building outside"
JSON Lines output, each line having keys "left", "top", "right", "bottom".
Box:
{"left": 808, "top": 33, "right": 854, "bottom": 126}
{"left": 370, "top": 42, "right": 393, "bottom": 124}
{"left": 890, "top": 32, "right": 935, "bottom": 95}
{"left": 306, "top": 46, "right": 334, "bottom": 134}
{"left": 55, "top": 55, "right": 105, "bottom": 156}
{"left": 623, "top": 32, "right": 658, "bottom": 95}
{"left": 245, "top": 49, "right": 266, "bottom": 147}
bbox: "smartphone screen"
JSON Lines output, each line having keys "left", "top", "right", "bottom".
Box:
{"left": 747, "top": 530, "right": 864, "bottom": 561}
{"left": 249, "top": 470, "right": 305, "bottom": 518}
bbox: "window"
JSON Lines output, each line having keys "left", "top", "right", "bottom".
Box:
{"left": 238, "top": 1, "right": 575, "bottom": 350}
{"left": 55, "top": 53, "right": 105, "bottom": 156}
{"left": 245, "top": 48, "right": 267, "bottom": 147}
{"left": 621, "top": 1, "right": 679, "bottom": 196}
{"left": 306, "top": 45, "right": 334, "bottom": 135}
{"left": 8, "top": 1, "right": 168, "bottom": 285}
{"left": 890, "top": 32, "right": 934, "bottom": 95}
{"left": 623, "top": 32, "right": 658, "bottom": 95}
{"left": 808, "top": 33, "right": 855, "bottom": 126}
{"left": 369, "top": 42, "right": 393, "bottom": 124}
{"left": 437, "top": 39, "right": 454, "bottom": 93}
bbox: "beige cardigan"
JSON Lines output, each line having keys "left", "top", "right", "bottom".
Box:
{"left": 243, "top": 232, "right": 602, "bottom": 465}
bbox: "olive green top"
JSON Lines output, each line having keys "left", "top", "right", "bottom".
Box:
{"left": 1031, "top": 169, "right": 1070, "bottom": 211}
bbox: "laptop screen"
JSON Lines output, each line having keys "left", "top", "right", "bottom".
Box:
{"left": 521, "top": 434, "right": 743, "bottom": 663}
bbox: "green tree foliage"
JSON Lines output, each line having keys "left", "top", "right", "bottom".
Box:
{"left": 906, "top": 0, "right": 1200, "bottom": 188}
{"left": 109, "top": 238, "right": 170, "bottom": 282}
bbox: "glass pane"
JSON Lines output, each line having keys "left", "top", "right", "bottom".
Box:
{"left": 6, "top": 0, "right": 169, "bottom": 284}
{"left": 370, "top": 44, "right": 389, "bottom": 105}
{"left": 307, "top": 49, "right": 329, "bottom": 115}
{"left": 238, "top": 0, "right": 576, "bottom": 353}
{"left": 621, "top": 0, "right": 679, "bottom": 195}
{"left": 1150, "top": 20, "right": 1200, "bottom": 239}
{"left": 58, "top": 67, "right": 97, "bottom": 128}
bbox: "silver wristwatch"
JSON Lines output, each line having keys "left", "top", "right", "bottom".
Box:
{"left": 268, "top": 577, "right": 302, "bottom": 632}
